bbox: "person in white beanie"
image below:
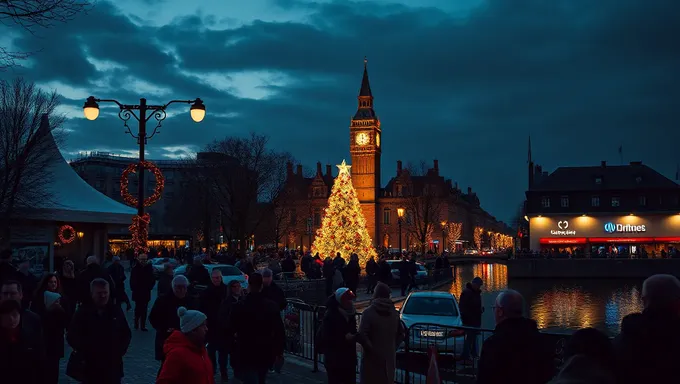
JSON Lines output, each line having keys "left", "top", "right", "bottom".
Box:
{"left": 156, "top": 307, "right": 214, "bottom": 384}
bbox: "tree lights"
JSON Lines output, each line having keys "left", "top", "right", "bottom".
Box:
{"left": 129, "top": 213, "right": 151, "bottom": 254}
{"left": 474, "top": 227, "right": 484, "bottom": 250}
{"left": 311, "top": 160, "right": 377, "bottom": 266}
{"left": 445, "top": 222, "right": 462, "bottom": 250}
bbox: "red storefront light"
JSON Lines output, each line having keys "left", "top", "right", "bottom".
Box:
{"left": 539, "top": 237, "right": 587, "bottom": 245}
{"left": 588, "top": 237, "right": 655, "bottom": 243}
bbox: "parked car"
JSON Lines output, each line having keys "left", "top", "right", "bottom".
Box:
{"left": 399, "top": 291, "right": 465, "bottom": 353}
{"left": 174, "top": 263, "right": 249, "bottom": 289}
{"left": 150, "top": 257, "right": 179, "bottom": 276}
{"left": 385, "top": 260, "right": 428, "bottom": 284}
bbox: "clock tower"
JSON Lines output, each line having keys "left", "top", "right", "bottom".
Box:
{"left": 350, "top": 57, "right": 381, "bottom": 245}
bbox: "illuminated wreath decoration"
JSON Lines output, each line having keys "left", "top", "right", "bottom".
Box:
{"left": 58, "top": 225, "right": 76, "bottom": 244}
{"left": 120, "top": 161, "right": 165, "bottom": 207}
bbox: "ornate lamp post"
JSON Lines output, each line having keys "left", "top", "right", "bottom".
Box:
{"left": 440, "top": 220, "right": 447, "bottom": 253}
{"left": 397, "top": 207, "right": 405, "bottom": 253}
{"left": 83, "top": 96, "right": 206, "bottom": 218}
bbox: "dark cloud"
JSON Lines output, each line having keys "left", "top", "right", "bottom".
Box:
{"left": 3, "top": 0, "right": 679, "bottom": 222}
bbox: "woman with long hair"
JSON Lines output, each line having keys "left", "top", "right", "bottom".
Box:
{"left": 31, "top": 273, "right": 63, "bottom": 315}
{"left": 58, "top": 260, "right": 78, "bottom": 314}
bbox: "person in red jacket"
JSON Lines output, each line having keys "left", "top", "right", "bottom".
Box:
{"left": 156, "top": 306, "right": 214, "bottom": 384}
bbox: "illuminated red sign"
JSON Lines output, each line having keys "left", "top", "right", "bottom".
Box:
{"left": 540, "top": 237, "right": 587, "bottom": 245}
{"left": 588, "top": 237, "right": 654, "bottom": 243}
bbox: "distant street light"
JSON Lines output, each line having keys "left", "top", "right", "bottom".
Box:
{"left": 82, "top": 96, "right": 206, "bottom": 218}
{"left": 397, "top": 207, "right": 405, "bottom": 252}
{"left": 440, "top": 220, "right": 447, "bottom": 253}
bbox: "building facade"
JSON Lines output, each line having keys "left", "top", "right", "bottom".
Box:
{"left": 525, "top": 159, "right": 680, "bottom": 256}
{"left": 280, "top": 61, "right": 512, "bottom": 252}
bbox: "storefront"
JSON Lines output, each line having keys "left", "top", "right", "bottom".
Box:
{"left": 529, "top": 214, "right": 680, "bottom": 257}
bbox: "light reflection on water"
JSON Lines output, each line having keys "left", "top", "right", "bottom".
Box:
{"left": 442, "top": 262, "right": 643, "bottom": 335}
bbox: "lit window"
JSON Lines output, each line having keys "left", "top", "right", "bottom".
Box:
{"left": 560, "top": 196, "right": 569, "bottom": 208}
{"left": 639, "top": 196, "right": 647, "bottom": 207}
{"left": 541, "top": 196, "right": 551, "bottom": 208}
{"left": 383, "top": 209, "right": 391, "bottom": 225}
{"left": 611, "top": 197, "right": 620, "bottom": 207}
{"left": 591, "top": 196, "right": 600, "bottom": 207}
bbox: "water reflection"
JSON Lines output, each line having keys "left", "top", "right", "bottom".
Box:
{"left": 442, "top": 263, "right": 643, "bottom": 335}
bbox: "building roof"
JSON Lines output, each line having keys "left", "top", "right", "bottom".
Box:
{"left": 531, "top": 162, "right": 679, "bottom": 192}
{"left": 14, "top": 115, "right": 136, "bottom": 224}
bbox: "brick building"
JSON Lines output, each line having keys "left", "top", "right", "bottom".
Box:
{"left": 278, "top": 60, "right": 511, "bottom": 252}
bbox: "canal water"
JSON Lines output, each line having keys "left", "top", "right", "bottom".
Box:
{"left": 440, "top": 262, "right": 643, "bottom": 335}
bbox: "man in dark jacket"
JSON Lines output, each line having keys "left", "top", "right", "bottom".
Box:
{"left": 261, "top": 268, "right": 287, "bottom": 311}
{"left": 0, "top": 250, "right": 22, "bottom": 286}
{"left": 321, "top": 287, "right": 359, "bottom": 384}
{"left": 477, "top": 289, "right": 554, "bottom": 384}
{"left": 77, "top": 256, "right": 115, "bottom": 307}
{"left": 398, "top": 257, "right": 411, "bottom": 296}
{"left": 613, "top": 274, "right": 680, "bottom": 384}
{"left": 149, "top": 275, "right": 197, "bottom": 366}
{"left": 67, "top": 278, "right": 131, "bottom": 384}
{"left": 200, "top": 269, "right": 228, "bottom": 379}
{"left": 187, "top": 256, "right": 210, "bottom": 287}
{"left": 0, "top": 280, "right": 42, "bottom": 335}
{"left": 459, "top": 276, "right": 483, "bottom": 361}
{"left": 365, "top": 257, "right": 378, "bottom": 294}
{"left": 107, "top": 256, "right": 130, "bottom": 311}
{"left": 228, "top": 273, "right": 285, "bottom": 383}
{"left": 377, "top": 257, "right": 392, "bottom": 285}
{"left": 130, "top": 253, "right": 156, "bottom": 331}
{"left": 218, "top": 280, "right": 243, "bottom": 379}
{"left": 0, "top": 298, "right": 45, "bottom": 384}
{"left": 332, "top": 252, "right": 346, "bottom": 270}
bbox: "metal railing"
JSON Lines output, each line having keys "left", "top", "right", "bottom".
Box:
{"left": 282, "top": 299, "right": 570, "bottom": 383}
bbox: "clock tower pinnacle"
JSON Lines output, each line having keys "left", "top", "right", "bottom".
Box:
{"left": 350, "top": 57, "right": 381, "bottom": 245}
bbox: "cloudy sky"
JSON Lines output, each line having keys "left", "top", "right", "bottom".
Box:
{"left": 1, "top": 0, "right": 679, "bottom": 222}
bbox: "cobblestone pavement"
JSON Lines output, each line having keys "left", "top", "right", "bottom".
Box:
{"left": 58, "top": 270, "right": 329, "bottom": 383}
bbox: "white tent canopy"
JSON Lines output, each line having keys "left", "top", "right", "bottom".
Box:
{"left": 14, "top": 114, "right": 136, "bottom": 225}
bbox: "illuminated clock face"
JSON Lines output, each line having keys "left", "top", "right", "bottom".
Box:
{"left": 355, "top": 132, "right": 369, "bottom": 146}
{"left": 376, "top": 133, "right": 380, "bottom": 147}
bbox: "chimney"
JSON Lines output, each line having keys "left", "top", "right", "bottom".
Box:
{"left": 286, "top": 162, "right": 293, "bottom": 177}
{"left": 326, "top": 164, "right": 332, "bottom": 178}
{"left": 316, "top": 162, "right": 322, "bottom": 176}
{"left": 468, "top": 187, "right": 472, "bottom": 195}
{"left": 397, "top": 160, "right": 402, "bottom": 176}
{"left": 433, "top": 159, "right": 439, "bottom": 173}
{"left": 601, "top": 161, "right": 607, "bottom": 167}
{"left": 296, "top": 164, "right": 303, "bottom": 176}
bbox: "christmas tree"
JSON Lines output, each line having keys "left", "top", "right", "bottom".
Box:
{"left": 311, "top": 159, "right": 377, "bottom": 266}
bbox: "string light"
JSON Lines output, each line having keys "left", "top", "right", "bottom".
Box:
{"left": 129, "top": 214, "right": 151, "bottom": 254}
{"left": 311, "top": 160, "right": 377, "bottom": 266}
{"left": 58, "top": 225, "right": 76, "bottom": 244}
{"left": 474, "top": 227, "right": 484, "bottom": 250}
{"left": 120, "top": 161, "right": 165, "bottom": 207}
{"left": 445, "top": 222, "right": 462, "bottom": 250}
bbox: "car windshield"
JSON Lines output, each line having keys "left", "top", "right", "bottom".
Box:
{"left": 215, "top": 266, "right": 242, "bottom": 276}
{"left": 402, "top": 297, "right": 458, "bottom": 316}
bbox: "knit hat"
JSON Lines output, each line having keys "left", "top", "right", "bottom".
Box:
{"left": 177, "top": 306, "right": 207, "bottom": 333}
{"left": 44, "top": 291, "right": 61, "bottom": 308}
{"left": 112, "top": 256, "right": 121, "bottom": 262}
{"left": 335, "top": 287, "right": 356, "bottom": 304}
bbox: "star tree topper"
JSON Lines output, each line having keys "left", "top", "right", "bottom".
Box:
{"left": 337, "top": 159, "right": 351, "bottom": 175}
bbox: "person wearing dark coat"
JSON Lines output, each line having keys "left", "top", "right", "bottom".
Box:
{"left": 281, "top": 254, "right": 296, "bottom": 275}
{"left": 377, "top": 257, "right": 392, "bottom": 285}
{"left": 459, "top": 276, "right": 484, "bottom": 361}
{"left": 149, "top": 275, "right": 197, "bottom": 363}
{"left": 58, "top": 260, "right": 78, "bottom": 318}
{"left": 157, "top": 263, "right": 174, "bottom": 297}
{"left": 77, "top": 256, "right": 116, "bottom": 307}
{"left": 261, "top": 268, "right": 287, "bottom": 311}
{"left": 107, "top": 256, "right": 130, "bottom": 310}
{"left": 344, "top": 254, "right": 361, "bottom": 295}
{"left": 365, "top": 257, "right": 378, "bottom": 294}
{"left": 0, "top": 250, "right": 22, "bottom": 286}
{"left": 218, "top": 280, "right": 243, "bottom": 378}
{"left": 332, "top": 252, "right": 346, "bottom": 270}
{"left": 200, "top": 269, "right": 229, "bottom": 378}
{"left": 130, "top": 254, "right": 156, "bottom": 331}
{"left": 227, "top": 273, "right": 285, "bottom": 383}
{"left": 321, "top": 288, "right": 359, "bottom": 384}
{"left": 67, "top": 278, "right": 131, "bottom": 384}
{"left": 613, "top": 274, "right": 680, "bottom": 384}
{"left": 398, "top": 257, "right": 411, "bottom": 296}
{"left": 0, "top": 299, "right": 45, "bottom": 384}
{"left": 323, "top": 258, "right": 335, "bottom": 296}
{"left": 187, "top": 257, "right": 211, "bottom": 287}
{"left": 38, "top": 291, "right": 71, "bottom": 383}
{"left": 16, "top": 262, "right": 38, "bottom": 310}
{"left": 477, "top": 289, "right": 554, "bottom": 384}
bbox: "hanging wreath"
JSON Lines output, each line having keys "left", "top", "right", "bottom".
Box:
{"left": 58, "top": 225, "right": 76, "bottom": 244}
{"left": 120, "top": 161, "right": 165, "bottom": 207}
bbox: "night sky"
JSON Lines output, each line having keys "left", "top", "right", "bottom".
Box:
{"left": 1, "top": 0, "right": 679, "bottom": 223}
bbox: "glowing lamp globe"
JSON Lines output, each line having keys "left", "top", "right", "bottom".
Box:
{"left": 190, "top": 98, "right": 206, "bottom": 123}
{"left": 83, "top": 97, "right": 100, "bottom": 121}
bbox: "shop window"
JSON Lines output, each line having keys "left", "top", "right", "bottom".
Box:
{"left": 591, "top": 196, "right": 600, "bottom": 207}
{"left": 639, "top": 196, "right": 647, "bottom": 207}
{"left": 383, "top": 208, "right": 391, "bottom": 225}
{"left": 611, "top": 197, "right": 620, "bottom": 207}
{"left": 560, "top": 196, "right": 569, "bottom": 208}
{"left": 541, "top": 196, "right": 551, "bottom": 208}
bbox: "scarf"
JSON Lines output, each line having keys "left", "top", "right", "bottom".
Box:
{"left": 337, "top": 304, "right": 356, "bottom": 322}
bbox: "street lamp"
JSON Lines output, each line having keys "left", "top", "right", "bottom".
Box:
{"left": 82, "top": 96, "right": 206, "bottom": 219}
{"left": 397, "top": 208, "right": 405, "bottom": 252}
{"left": 440, "top": 220, "right": 447, "bottom": 253}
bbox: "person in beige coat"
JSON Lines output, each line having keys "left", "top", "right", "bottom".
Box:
{"left": 358, "top": 282, "right": 405, "bottom": 384}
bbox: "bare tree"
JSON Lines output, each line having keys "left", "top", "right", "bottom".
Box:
{"left": 204, "top": 133, "right": 294, "bottom": 255}
{"left": 404, "top": 161, "right": 443, "bottom": 253}
{"left": 1, "top": 0, "right": 91, "bottom": 69}
{"left": 0, "top": 77, "right": 65, "bottom": 245}
{"left": 445, "top": 222, "right": 462, "bottom": 250}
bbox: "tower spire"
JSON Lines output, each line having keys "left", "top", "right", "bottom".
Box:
{"left": 359, "top": 56, "right": 372, "bottom": 97}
